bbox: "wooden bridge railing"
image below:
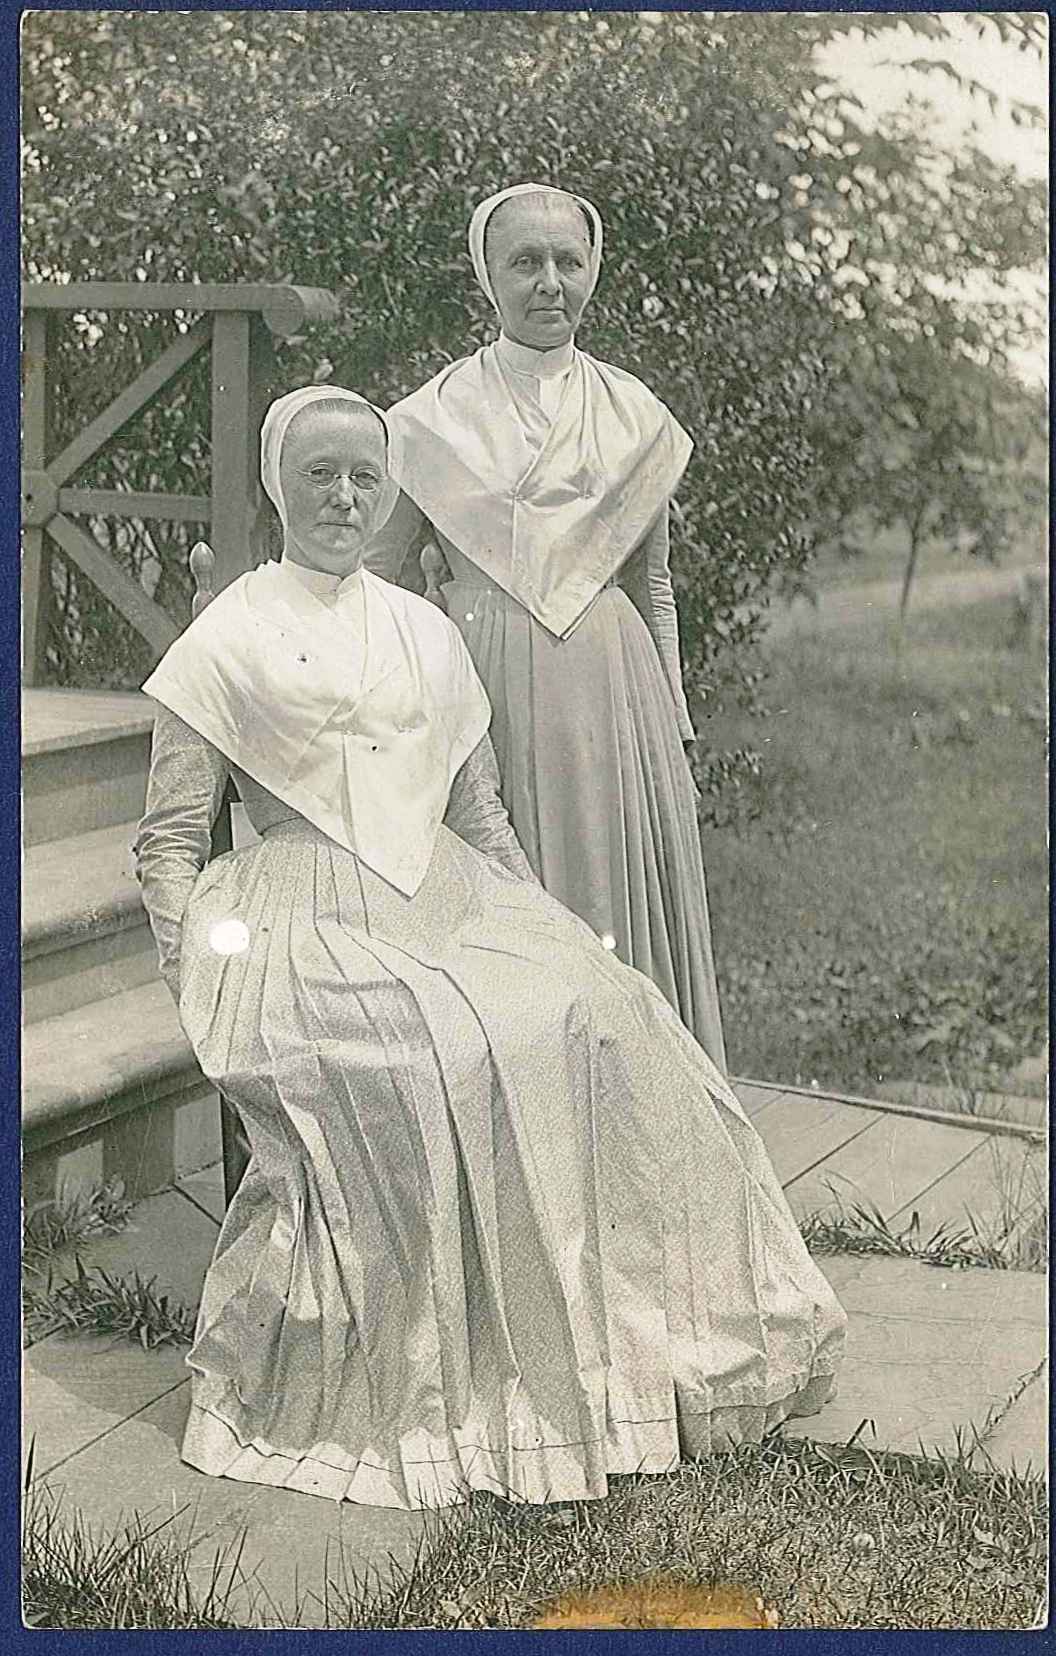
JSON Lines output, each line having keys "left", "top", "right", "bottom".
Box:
{"left": 21, "top": 282, "right": 341, "bottom": 683}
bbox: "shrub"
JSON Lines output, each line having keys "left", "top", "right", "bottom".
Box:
{"left": 23, "top": 10, "right": 831, "bottom": 805}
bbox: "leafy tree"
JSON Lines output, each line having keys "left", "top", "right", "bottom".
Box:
{"left": 815, "top": 334, "right": 1045, "bottom": 620}
{"left": 701, "top": 10, "right": 1047, "bottom": 613}
{"left": 21, "top": 11, "right": 1046, "bottom": 784}
{"left": 21, "top": 10, "right": 834, "bottom": 789}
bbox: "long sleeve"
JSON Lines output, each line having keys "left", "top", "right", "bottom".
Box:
{"left": 133, "top": 706, "right": 231, "bottom": 1000}
{"left": 364, "top": 488, "right": 431, "bottom": 589}
{"left": 443, "top": 736, "right": 538, "bottom": 882}
{"left": 618, "top": 506, "right": 697, "bottom": 744}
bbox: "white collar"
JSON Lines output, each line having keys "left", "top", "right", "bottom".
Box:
{"left": 278, "top": 555, "right": 365, "bottom": 601}
{"left": 495, "top": 331, "right": 575, "bottom": 382}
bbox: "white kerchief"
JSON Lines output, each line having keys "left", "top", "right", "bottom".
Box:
{"left": 386, "top": 186, "right": 692, "bottom": 639}
{"left": 143, "top": 390, "right": 492, "bottom": 895}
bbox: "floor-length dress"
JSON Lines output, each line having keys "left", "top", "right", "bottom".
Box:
{"left": 136, "top": 708, "right": 844, "bottom": 1512}
{"left": 370, "top": 512, "right": 727, "bottom": 1070}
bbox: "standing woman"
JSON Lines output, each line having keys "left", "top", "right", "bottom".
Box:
{"left": 378, "top": 182, "right": 726, "bottom": 1068}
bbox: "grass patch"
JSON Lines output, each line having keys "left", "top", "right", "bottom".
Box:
{"left": 23, "top": 1179, "right": 134, "bottom": 1278}
{"left": 22, "top": 1180, "right": 194, "bottom": 1350}
{"left": 801, "top": 1194, "right": 1047, "bottom": 1275}
{"left": 701, "top": 594, "right": 1047, "bottom": 1099}
{"left": 23, "top": 1257, "right": 196, "bottom": 1349}
{"left": 357, "top": 1444, "right": 1046, "bottom": 1630}
{"left": 22, "top": 1454, "right": 244, "bottom": 1630}
{"left": 26, "top": 1435, "right": 1044, "bottom": 1629}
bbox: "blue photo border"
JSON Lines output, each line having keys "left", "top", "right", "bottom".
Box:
{"left": 6, "top": 1, "right": 1052, "bottom": 1651}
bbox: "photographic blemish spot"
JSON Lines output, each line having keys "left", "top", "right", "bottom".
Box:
{"left": 208, "top": 918, "right": 251, "bottom": 956}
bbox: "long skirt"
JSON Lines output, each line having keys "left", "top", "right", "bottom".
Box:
{"left": 176, "top": 814, "right": 844, "bottom": 1511}
{"left": 443, "top": 579, "right": 726, "bottom": 1069}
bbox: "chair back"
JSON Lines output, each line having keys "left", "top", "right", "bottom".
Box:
{"left": 186, "top": 539, "right": 250, "bottom": 1205}
{"left": 190, "top": 541, "right": 217, "bottom": 619}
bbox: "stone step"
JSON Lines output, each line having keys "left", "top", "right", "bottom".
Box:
{"left": 22, "top": 980, "right": 216, "bottom": 1206}
{"left": 22, "top": 689, "right": 154, "bottom": 846}
{"left": 22, "top": 820, "right": 157, "bottom": 1023}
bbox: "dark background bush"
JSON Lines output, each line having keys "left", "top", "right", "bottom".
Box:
{"left": 22, "top": 11, "right": 1045, "bottom": 811}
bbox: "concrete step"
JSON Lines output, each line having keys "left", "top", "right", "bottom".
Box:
{"left": 22, "top": 980, "right": 218, "bottom": 1208}
{"left": 20, "top": 692, "right": 223, "bottom": 1206}
{"left": 22, "top": 689, "right": 154, "bottom": 846}
{"left": 22, "top": 820, "right": 157, "bottom": 1023}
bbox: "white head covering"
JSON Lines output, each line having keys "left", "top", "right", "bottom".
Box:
{"left": 468, "top": 181, "right": 604, "bottom": 312}
{"left": 260, "top": 383, "right": 402, "bottom": 555}
{"left": 386, "top": 186, "right": 692, "bottom": 639}
{"left": 143, "top": 387, "right": 491, "bottom": 895}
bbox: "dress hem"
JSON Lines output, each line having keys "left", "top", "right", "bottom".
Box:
{"left": 180, "top": 1368, "right": 840, "bottom": 1511}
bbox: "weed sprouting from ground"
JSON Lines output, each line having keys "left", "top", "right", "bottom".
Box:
{"left": 799, "top": 1140, "right": 1047, "bottom": 1275}
{"left": 23, "top": 1436, "right": 1046, "bottom": 1630}
{"left": 23, "top": 1258, "right": 196, "bottom": 1349}
{"left": 22, "top": 1452, "right": 245, "bottom": 1631}
{"left": 23, "top": 1180, "right": 134, "bottom": 1277}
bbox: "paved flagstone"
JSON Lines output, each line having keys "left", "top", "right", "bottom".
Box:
{"left": 22, "top": 1085, "right": 1048, "bottom": 1624}
{"left": 24, "top": 1335, "right": 189, "bottom": 1480}
{"left": 980, "top": 1368, "right": 1048, "bottom": 1476}
{"left": 37, "top": 1381, "right": 435, "bottom": 1627}
{"left": 785, "top": 1255, "right": 1046, "bottom": 1459}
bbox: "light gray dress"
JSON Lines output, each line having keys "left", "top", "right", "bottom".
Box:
{"left": 368, "top": 495, "right": 727, "bottom": 1073}
{"left": 135, "top": 708, "right": 844, "bottom": 1511}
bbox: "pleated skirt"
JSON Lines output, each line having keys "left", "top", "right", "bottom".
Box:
{"left": 176, "top": 816, "right": 844, "bottom": 1510}
{"left": 443, "top": 579, "right": 726, "bottom": 1069}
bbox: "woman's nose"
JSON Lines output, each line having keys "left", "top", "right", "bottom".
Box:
{"left": 536, "top": 259, "right": 560, "bottom": 294}
{"left": 332, "top": 474, "right": 357, "bottom": 505}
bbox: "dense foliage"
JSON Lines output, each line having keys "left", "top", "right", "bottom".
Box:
{"left": 22, "top": 12, "right": 1045, "bottom": 800}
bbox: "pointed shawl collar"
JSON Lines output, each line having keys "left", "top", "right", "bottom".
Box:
{"left": 386, "top": 342, "right": 693, "bottom": 638}
{"left": 142, "top": 561, "right": 491, "bottom": 895}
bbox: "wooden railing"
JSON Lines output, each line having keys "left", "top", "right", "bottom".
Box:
{"left": 21, "top": 282, "right": 341, "bottom": 683}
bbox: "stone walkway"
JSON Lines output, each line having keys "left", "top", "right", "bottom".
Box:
{"left": 23, "top": 1083, "right": 1047, "bottom": 1627}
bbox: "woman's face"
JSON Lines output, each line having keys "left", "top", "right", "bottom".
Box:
{"left": 279, "top": 405, "right": 388, "bottom": 576}
{"left": 485, "top": 194, "right": 593, "bottom": 351}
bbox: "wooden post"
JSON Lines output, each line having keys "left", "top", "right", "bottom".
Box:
{"left": 247, "top": 317, "right": 280, "bottom": 566}
{"left": 206, "top": 320, "right": 278, "bottom": 1210}
{"left": 22, "top": 310, "right": 51, "bottom": 683}
{"left": 210, "top": 312, "right": 256, "bottom": 593}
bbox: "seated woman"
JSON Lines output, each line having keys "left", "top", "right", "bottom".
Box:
{"left": 135, "top": 385, "right": 844, "bottom": 1512}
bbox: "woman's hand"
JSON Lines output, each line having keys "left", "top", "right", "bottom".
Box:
{"left": 420, "top": 540, "right": 449, "bottom": 607}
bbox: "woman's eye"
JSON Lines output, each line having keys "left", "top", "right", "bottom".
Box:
{"left": 353, "top": 472, "right": 380, "bottom": 492}
{"left": 308, "top": 467, "right": 337, "bottom": 485}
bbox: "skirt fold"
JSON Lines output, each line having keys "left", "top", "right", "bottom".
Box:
{"left": 444, "top": 581, "right": 726, "bottom": 1067}
{"left": 176, "top": 816, "right": 843, "bottom": 1510}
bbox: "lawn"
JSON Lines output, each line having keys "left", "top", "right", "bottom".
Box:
{"left": 23, "top": 1173, "right": 1049, "bottom": 1632}
{"left": 699, "top": 592, "right": 1047, "bottom": 1102}
{"left": 806, "top": 522, "right": 1043, "bottom": 593}
{"left": 24, "top": 1438, "right": 1046, "bottom": 1630}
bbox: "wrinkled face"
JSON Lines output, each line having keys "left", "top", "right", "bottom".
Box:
{"left": 485, "top": 194, "right": 593, "bottom": 350}
{"left": 279, "top": 405, "right": 388, "bottom": 575}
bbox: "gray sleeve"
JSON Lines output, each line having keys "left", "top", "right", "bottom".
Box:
{"left": 363, "top": 488, "right": 431, "bottom": 588}
{"left": 133, "top": 706, "right": 230, "bottom": 1000}
{"left": 619, "top": 506, "right": 697, "bottom": 744}
{"left": 443, "top": 736, "right": 538, "bottom": 882}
